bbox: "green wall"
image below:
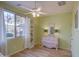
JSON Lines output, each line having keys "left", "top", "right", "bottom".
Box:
{"left": 32, "top": 17, "right": 41, "bottom": 45}
{"left": 38, "top": 12, "right": 73, "bottom": 49}
{"left": 7, "top": 37, "right": 25, "bottom": 55}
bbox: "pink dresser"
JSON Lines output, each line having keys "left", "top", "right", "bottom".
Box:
{"left": 42, "top": 35, "right": 58, "bottom": 50}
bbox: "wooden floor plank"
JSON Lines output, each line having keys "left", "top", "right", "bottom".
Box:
{"left": 11, "top": 47, "right": 71, "bottom": 57}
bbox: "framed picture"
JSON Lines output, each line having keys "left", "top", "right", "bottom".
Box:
{"left": 50, "top": 26, "right": 54, "bottom": 34}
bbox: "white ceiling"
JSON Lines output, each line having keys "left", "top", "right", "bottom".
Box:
{"left": 5, "top": 1, "right": 74, "bottom": 15}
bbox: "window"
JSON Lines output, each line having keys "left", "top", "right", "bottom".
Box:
{"left": 4, "top": 11, "right": 26, "bottom": 39}
{"left": 16, "top": 15, "right": 25, "bottom": 37}
{"left": 4, "top": 11, "right": 15, "bottom": 39}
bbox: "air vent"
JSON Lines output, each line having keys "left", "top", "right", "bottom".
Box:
{"left": 17, "top": 4, "right": 21, "bottom": 6}
{"left": 58, "top": 1, "right": 66, "bottom": 6}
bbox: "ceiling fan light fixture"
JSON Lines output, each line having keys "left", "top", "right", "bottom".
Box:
{"left": 32, "top": 11, "right": 40, "bottom": 17}
{"left": 32, "top": 12, "right": 36, "bottom": 17}
{"left": 37, "top": 13, "right": 40, "bottom": 17}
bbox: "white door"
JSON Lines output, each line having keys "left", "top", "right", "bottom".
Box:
{"left": 71, "top": 30, "right": 79, "bottom": 57}
{"left": 71, "top": 2, "right": 79, "bottom": 56}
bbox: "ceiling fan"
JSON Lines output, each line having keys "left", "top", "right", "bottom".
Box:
{"left": 17, "top": 1, "right": 46, "bottom": 17}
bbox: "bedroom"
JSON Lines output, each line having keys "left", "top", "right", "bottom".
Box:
{"left": 0, "top": 1, "right": 78, "bottom": 57}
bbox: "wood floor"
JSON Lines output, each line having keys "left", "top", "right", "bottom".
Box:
{"left": 11, "top": 47, "right": 71, "bottom": 57}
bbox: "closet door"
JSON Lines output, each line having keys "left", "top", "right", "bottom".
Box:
{"left": 0, "top": 9, "right": 6, "bottom": 56}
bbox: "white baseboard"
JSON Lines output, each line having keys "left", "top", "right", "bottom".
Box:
{"left": 59, "top": 48, "right": 71, "bottom": 52}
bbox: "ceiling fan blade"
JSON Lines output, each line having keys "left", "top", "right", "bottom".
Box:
{"left": 36, "top": 7, "right": 41, "bottom": 11}
{"left": 18, "top": 6, "right": 33, "bottom": 12}
{"left": 24, "top": 12, "right": 32, "bottom": 15}
{"left": 39, "top": 12, "right": 47, "bottom": 15}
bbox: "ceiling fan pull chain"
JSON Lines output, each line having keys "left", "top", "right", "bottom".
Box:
{"left": 35, "top": 0, "right": 37, "bottom": 8}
